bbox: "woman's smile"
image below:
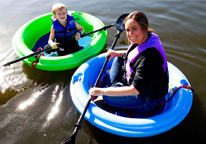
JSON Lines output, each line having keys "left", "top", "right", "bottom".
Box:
{"left": 125, "top": 19, "right": 145, "bottom": 45}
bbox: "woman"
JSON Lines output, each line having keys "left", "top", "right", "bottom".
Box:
{"left": 89, "top": 11, "right": 169, "bottom": 113}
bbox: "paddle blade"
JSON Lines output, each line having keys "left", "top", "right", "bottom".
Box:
{"left": 61, "top": 135, "right": 75, "bottom": 144}
{"left": 115, "top": 13, "right": 129, "bottom": 32}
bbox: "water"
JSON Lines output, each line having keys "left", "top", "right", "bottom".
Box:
{"left": 0, "top": 0, "right": 206, "bottom": 144}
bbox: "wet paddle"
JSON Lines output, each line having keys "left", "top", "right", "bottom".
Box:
{"left": 0, "top": 24, "right": 115, "bottom": 68}
{"left": 61, "top": 13, "right": 128, "bottom": 144}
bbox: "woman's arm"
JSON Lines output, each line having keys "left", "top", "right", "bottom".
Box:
{"left": 89, "top": 85, "right": 139, "bottom": 97}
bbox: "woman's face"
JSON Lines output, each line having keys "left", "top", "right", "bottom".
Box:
{"left": 125, "top": 18, "right": 145, "bottom": 45}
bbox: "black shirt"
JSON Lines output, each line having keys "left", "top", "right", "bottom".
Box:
{"left": 131, "top": 47, "right": 169, "bottom": 99}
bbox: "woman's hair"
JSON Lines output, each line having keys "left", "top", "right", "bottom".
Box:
{"left": 124, "top": 11, "right": 156, "bottom": 44}
{"left": 52, "top": 3, "right": 67, "bottom": 15}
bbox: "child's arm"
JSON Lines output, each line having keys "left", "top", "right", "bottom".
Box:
{"left": 75, "top": 22, "right": 84, "bottom": 40}
{"left": 48, "top": 26, "right": 59, "bottom": 49}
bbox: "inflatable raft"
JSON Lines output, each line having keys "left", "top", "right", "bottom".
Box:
{"left": 12, "top": 11, "right": 107, "bottom": 71}
{"left": 70, "top": 52, "right": 193, "bottom": 137}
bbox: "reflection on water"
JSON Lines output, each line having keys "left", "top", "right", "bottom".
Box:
{"left": 46, "top": 85, "right": 64, "bottom": 122}
{"left": 0, "top": 0, "right": 206, "bottom": 144}
{"left": 18, "top": 86, "right": 46, "bottom": 111}
{"left": 0, "top": 81, "right": 75, "bottom": 143}
{"left": 16, "top": 83, "right": 66, "bottom": 123}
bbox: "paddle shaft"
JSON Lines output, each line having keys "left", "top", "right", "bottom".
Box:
{"left": 1, "top": 24, "right": 115, "bottom": 67}
{"left": 62, "top": 30, "right": 122, "bottom": 144}
{"left": 77, "top": 30, "right": 121, "bottom": 125}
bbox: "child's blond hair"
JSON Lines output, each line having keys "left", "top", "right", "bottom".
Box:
{"left": 52, "top": 3, "right": 67, "bottom": 15}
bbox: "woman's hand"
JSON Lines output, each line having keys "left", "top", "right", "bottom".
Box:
{"left": 89, "top": 87, "right": 103, "bottom": 97}
{"left": 106, "top": 50, "right": 123, "bottom": 61}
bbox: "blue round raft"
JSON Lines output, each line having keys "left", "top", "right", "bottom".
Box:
{"left": 70, "top": 52, "right": 193, "bottom": 137}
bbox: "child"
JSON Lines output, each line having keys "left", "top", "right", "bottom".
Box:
{"left": 47, "top": 3, "right": 84, "bottom": 56}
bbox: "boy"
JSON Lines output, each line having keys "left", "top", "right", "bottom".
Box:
{"left": 47, "top": 3, "right": 84, "bottom": 56}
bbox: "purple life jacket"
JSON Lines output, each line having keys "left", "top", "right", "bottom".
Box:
{"left": 125, "top": 32, "right": 168, "bottom": 84}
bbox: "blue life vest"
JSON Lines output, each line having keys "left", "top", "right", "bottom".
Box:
{"left": 125, "top": 32, "right": 168, "bottom": 84}
{"left": 51, "top": 13, "right": 76, "bottom": 43}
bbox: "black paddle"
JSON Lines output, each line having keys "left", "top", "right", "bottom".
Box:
{"left": 0, "top": 24, "right": 115, "bottom": 68}
{"left": 61, "top": 13, "right": 128, "bottom": 144}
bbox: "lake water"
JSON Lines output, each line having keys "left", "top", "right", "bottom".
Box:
{"left": 0, "top": 0, "right": 206, "bottom": 144}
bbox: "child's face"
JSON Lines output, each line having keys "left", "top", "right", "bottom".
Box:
{"left": 54, "top": 8, "right": 68, "bottom": 22}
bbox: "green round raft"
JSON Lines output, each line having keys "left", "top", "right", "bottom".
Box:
{"left": 12, "top": 11, "right": 107, "bottom": 71}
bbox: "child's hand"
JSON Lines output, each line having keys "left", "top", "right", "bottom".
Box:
{"left": 50, "top": 42, "right": 59, "bottom": 49}
{"left": 75, "top": 32, "right": 81, "bottom": 41}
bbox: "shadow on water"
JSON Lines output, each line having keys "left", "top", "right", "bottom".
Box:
{"left": 0, "top": 53, "right": 32, "bottom": 105}
{"left": 22, "top": 63, "right": 77, "bottom": 86}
